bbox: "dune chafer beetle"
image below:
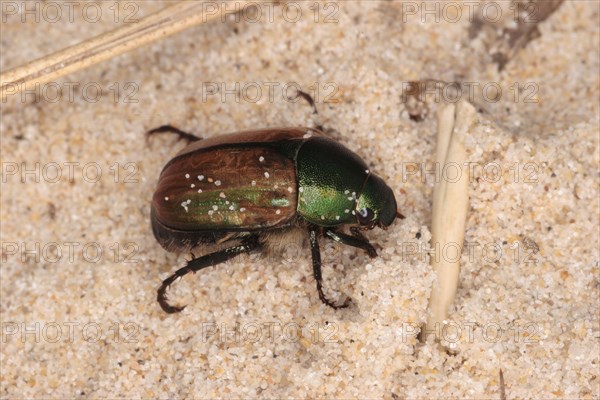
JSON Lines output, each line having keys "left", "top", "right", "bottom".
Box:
{"left": 149, "top": 101, "right": 401, "bottom": 313}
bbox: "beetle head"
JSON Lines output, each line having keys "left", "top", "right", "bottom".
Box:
{"left": 355, "top": 174, "right": 398, "bottom": 229}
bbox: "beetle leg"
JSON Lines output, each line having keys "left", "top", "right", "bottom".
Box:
{"left": 291, "top": 90, "right": 327, "bottom": 133}
{"left": 146, "top": 125, "right": 202, "bottom": 143}
{"left": 290, "top": 90, "right": 344, "bottom": 139}
{"left": 308, "top": 228, "right": 351, "bottom": 309}
{"left": 295, "top": 90, "right": 320, "bottom": 117}
{"left": 325, "top": 229, "right": 377, "bottom": 258}
{"left": 157, "top": 236, "right": 260, "bottom": 313}
{"left": 350, "top": 226, "right": 376, "bottom": 241}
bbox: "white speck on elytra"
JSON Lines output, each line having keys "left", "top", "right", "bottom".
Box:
{"left": 336, "top": 216, "right": 340, "bottom": 220}
{"left": 274, "top": 184, "right": 279, "bottom": 189}
{"left": 181, "top": 199, "right": 191, "bottom": 212}
{"left": 347, "top": 197, "right": 353, "bottom": 201}
{"left": 197, "top": 189, "right": 202, "bottom": 193}
{"left": 208, "top": 178, "right": 213, "bottom": 183}
{"left": 344, "top": 209, "right": 350, "bottom": 213}
{"left": 352, "top": 210, "right": 356, "bottom": 215}
{"left": 215, "top": 180, "right": 221, "bottom": 186}
{"left": 219, "top": 192, "right": 226, "bottom": 198}
{"left": 365, "top": 169, "right": 370, "bottom": 174}
{"left": 259, "top": 156, "right": 265, "bottom": 162}
{"left": 299, "top": 187, "right": 304, "bottom": 193}
{"left": 251, "top": 181, "right": 256, "bottom": 186}
{"left": 185, "top": 173, "right": 190, "bottom": 179}
{"left": 320, "top": 215, "right": 325, "bottom": 220}
{"left": 276, "top": 209, "right": 281, "bottom": 215}
{"left": 212, "top": 205, "right": 218, "bottom": 211}
{"left": 229, "top": 205, "right": 235, "bottom": 211}
{"left": 344, "top": 190, "right": 350, "bottom": 194}
{"left": 198, "top": 175, "right": 204, "bottom": 181}
{"left": 240, "top": 207, "right": 246, "bottom": 212}
{"left": 287, "top": 187, "right": 293, "bottom": 193}
{"left": 164, "top": 197, "right": 169, "bottom": 201}
{"left": 208, "top": 210, "right": 214, "bottom": 216}
{"left": 225, "top": 201, "right": 230, "bottom": 205}
{"left": 190, "top": 184, "right": 195, "bottom": 188}
{"left": 264, "top": 172, "right": 270, "bottom": 178}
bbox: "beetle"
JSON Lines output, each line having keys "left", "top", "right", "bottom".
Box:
{"left": 149, "top": 117, "right": 401, "bottom": 313}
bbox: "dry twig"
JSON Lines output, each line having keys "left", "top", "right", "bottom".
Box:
{"left": 421, "top": 100, "right": 474, "bottom": 342}
{"left": 1, "top": 1, "right": 251, "bottom": 98}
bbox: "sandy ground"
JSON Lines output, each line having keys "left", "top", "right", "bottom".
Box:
{"left": 1, "top": 1, "right": 598, "bottom": 398}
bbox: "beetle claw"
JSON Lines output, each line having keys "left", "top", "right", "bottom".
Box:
{"left": 317, "top": 282, "right": 352, "bottom": 310}
{"left": 160, "top": 301, "right": 186, "bottom": 314}
{"left": 321, "top": 293, "right": 352, "bottom": 310}
{"left": 157, "top": 279, "right": 187, "bottom": 314}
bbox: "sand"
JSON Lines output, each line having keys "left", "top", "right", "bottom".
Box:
{"left": 1, "top": 1, "right": 598, "bottom": 398}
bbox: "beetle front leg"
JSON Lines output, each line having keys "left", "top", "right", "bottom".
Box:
{"left": 146, "top": 124, "right": 203, "bottom": 143}
{"left": 325, "top": 229, "right": 377, "bottom": 258}
{"left": 308, "top": 227, "right": 351, "bottom": 309}
{"left": 157, "top": 236, "right": 260, "bottom": 313}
